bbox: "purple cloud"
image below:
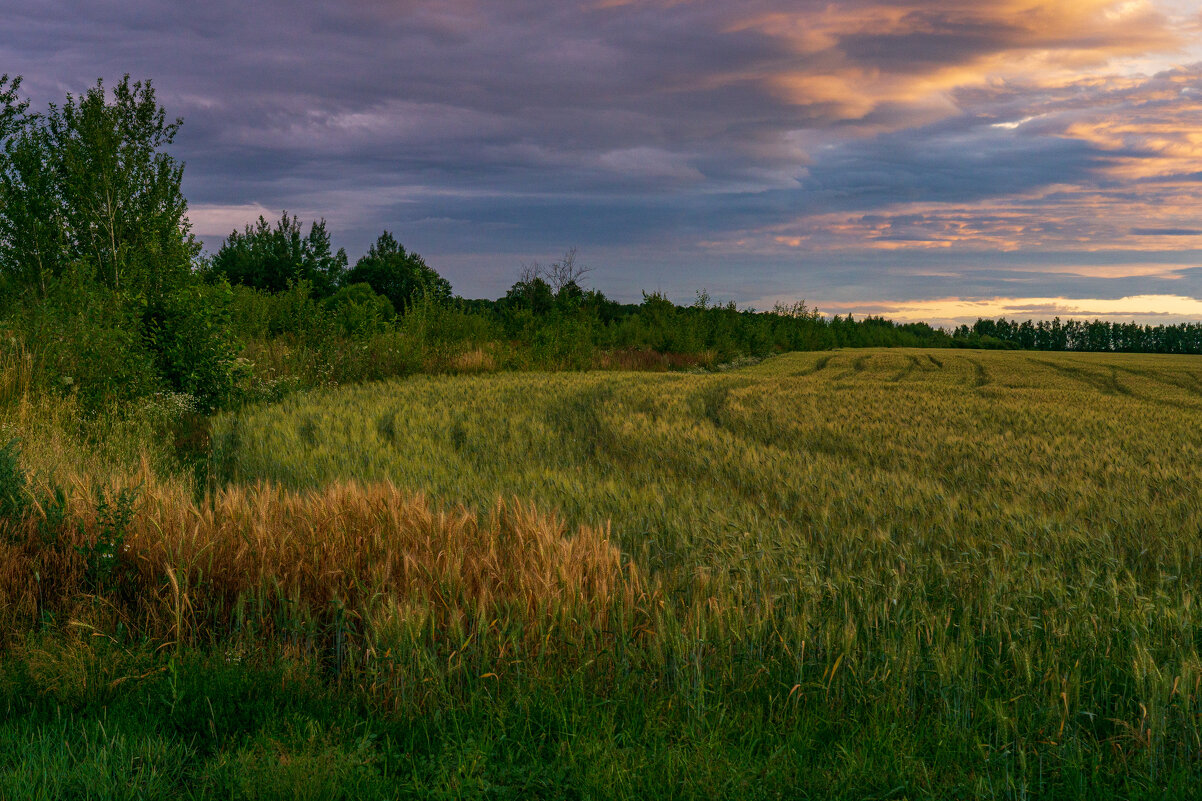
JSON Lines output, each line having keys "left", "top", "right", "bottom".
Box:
{"left": 0, "top": 0, "right": 1199, "bottom": 310}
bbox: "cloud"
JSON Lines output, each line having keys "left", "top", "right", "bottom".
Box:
{"left": 1132, "top": 227, "right": 1202, "bottom": 235}
{"left": 1, "top": 0, "right": 1200, "bottom": 309}
{"left": 702, "top": 63, "right": 1202, "bottom": 265}
{"left": 188, "top": 203, "right": 278, "bottom": 239}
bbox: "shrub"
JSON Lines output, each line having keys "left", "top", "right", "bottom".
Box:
{"left": 148, "top": 279, "right": 245, "bottom": 410}
{"left": 322, "top": 283, "right": 395, "bottom": 338}
{"left": 24, "top": 279, "right": 161, "bottom": 409}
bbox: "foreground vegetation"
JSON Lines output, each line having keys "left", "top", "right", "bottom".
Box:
{"left": 0, "top": 349, "right": 1199, "bottom": 798}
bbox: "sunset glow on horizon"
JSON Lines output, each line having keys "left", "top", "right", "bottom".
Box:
{"left": 810, "top": 294, "right": 1202, "bottom": 327}
{"left": 5, "top": 0, "right": 1202, "bottom": 318}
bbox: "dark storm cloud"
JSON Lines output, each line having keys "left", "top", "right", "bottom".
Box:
{"left": 0, "top": 0, "right": 1198, "bottom": 311}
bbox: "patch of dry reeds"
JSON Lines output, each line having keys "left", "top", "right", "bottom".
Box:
{"left": 443, "top": 347, "right": 496, "bottom": 373}
{"left": 594, "top": 348, "right": 716, "bottom": 371}
{"left": 0, "top": 478, "right": 645, "bottom": 655}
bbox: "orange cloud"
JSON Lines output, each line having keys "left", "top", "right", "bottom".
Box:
{"left": 696, "top": 55, "right": 1202, "bottom": 262}
{"left": 730, "top": 0, "right": 1182, "bottom": 125}
{"left": 733, "top": 187, "right": 1202, "bottom": 255}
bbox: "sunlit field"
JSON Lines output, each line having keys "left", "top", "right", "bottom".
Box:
{"left": 5, "top": 349, "right": 1202, "bottom": 798}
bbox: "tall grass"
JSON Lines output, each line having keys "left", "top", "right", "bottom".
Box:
{"left": 2, "top": 476, "right": 644, "bottom": 662}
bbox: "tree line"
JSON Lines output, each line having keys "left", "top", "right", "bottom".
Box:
{"left": 951, "top": 317, "right": 1202, "bottom": 354}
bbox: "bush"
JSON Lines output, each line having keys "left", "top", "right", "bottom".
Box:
{"left": 322, "top": 283, "right": 395, "bottom": 338}
{"left": 148, "top": 279, "right": 245, "bottom": 411}
{"left": 24, "top": 278, "right": 161, "bottom": 409}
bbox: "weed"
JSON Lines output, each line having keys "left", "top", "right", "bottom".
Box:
{"left": 75, "top": 485, "right": 140, "bottom": 594}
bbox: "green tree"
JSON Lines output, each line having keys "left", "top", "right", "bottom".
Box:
{"left": 0, "top": 75, "right": 27, "bottom": 138}
{"left": 0, "top": 124, "right": 65, "bottom": 297}
{"left": 503, "top": 276, "right": 555, "bottom": 315}
{"left": 343, "top": 231, "right": 451, "bottom": 312}
{"left": 0, "top": 75, "right": 198, "bottom": 303}
{"left": 0, "top": 76, "right": 59, "bottom": 298}
{"left": 0, "top": 75, "right": 246, "bottom": 408}
{"left": 210, "top": 212, "right": 347, "bottom": 297}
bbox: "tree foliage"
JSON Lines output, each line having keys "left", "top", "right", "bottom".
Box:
{"left": 953, "top": 316, "right": 1202, "bottom": 354}
{"left": 210, "top": 212, "right": 347, "bottom": 298}
{"left": 0, "top": 75, "right": 197, "bottom": 303}
{"left": 0, "top": 75, "right": 243, "bottom": 409}
{"left": 343, "top": 231, "right": 451, "bottom": 312}
{"left": 323, "top": 282, "right": 396, "bottom": 338}
{"left": 147, "top": 279, "right": 244, "bottom": 411}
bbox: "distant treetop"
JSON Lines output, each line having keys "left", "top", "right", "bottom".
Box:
{"left": 343, "top": 231, "right": 451, "bottom": 312}
{"left": 210, "top": 212, "right": 347, "bottom": 298}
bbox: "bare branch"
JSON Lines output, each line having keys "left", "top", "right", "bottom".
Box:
{"left": 545, "top": 247, "right": 592, "bottom": 292}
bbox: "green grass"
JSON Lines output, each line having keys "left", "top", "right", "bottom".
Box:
{"left": 0, "top": 642, "right": 1032, "bottom": 799}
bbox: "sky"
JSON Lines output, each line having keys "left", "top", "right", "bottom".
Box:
{"left": 3, "top": 0, "right": 1202, "bottom": 324}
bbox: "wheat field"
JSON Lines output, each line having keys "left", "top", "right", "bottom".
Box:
{"left": 202, "top": 349, "right": 1202, "bottom": 794}
{"left": 5, "top": 348, "right": 1202, "bottom": 797}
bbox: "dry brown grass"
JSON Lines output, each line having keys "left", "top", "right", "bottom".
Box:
{"left": 593, "top": 348, "right": 716, "bottom": 371}
{"left": 0, "top": 477, "right": 645, "bottom": 653}
{"left": 0, "top": 336, "right": 33, "bottom": 408}
{"left": 439, "top": 347, "right": 497, "bottom": 374}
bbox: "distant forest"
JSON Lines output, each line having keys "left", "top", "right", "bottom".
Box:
{"left": 1, "top": 74, "right": 1198, "bottom": 414}
{"left": 950, "top": 317, "right": 1202, "bottom": 353}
